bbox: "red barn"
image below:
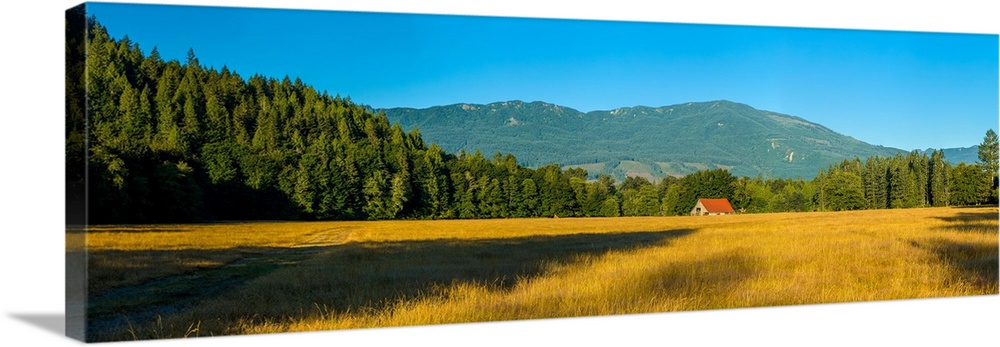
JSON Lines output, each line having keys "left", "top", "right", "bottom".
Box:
{"left": 690, "top": 198, "right": 735, "bottom": 216}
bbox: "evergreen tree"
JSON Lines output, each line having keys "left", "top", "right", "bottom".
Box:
{"left": 362, "top": 170, "right": 391, "bottom": 219}
{"left": 950, "top": 163, "right": 988, "bottom": 206}
{"left": 538, "top": 164, "right": 577, "bottom": 217}
{"left": 455, "top": 171, "right": 479, "bottom": 219}
{"left": 150, "top": 62, "right": 185, "bottom": 156}
{"left": 887, "top": 157, "right": 908, "bottom": 208}
{"left": 928, "top": 149, "right": 950, "bottom": 206}
{"left": 861, "top": 156, "right": 887, "bottom": 209}
{"left": 389, "top": 173, "right": 410, "bottom": 218}
{"left": 582, "top": 174, "right": 616, "bottom": 216}
{"left": 505, "top": 175, "right": 524, "bottom": 217}
{"left": 978, "top": 129, "right": 999, "bottom": 176}
{"left": 520, "top": 178, "right": 539, "bottom": 217}
{"left": 977, "top": 129, "right": 999, "bottom": 203}
{"left": 907, "top": 150, "right": 929, "bottom": 207}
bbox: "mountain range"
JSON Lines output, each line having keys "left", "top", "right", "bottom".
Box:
{"left": 382, "top": 100, "right": 978, "bottom": 180}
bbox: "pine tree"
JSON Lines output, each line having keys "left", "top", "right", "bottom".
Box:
{"left": 907, "top": 151, "right": 929, "bottom": 207}
{"left": 950, "top": 162, "right": 987, "bottom": 206}
{"left": 151, "top": 62, "right": 185, "bottom": 155}
{"left": 362, "top": 170, "right": 391, "bottom": 219}
{"left": 389, "top": 173, "right": 410, "bottom": 218}
{"left": 520, "top": 178, "right": 539, "bottom": 217}
{"left": 977, "top": 129, "right": 999, "bottom": 203}
{"left": 887, "top": 157, "right": 907, "bottom": 208}
{"left": 978, "top": 129, "right": 999, "bottom": 176}
{"left": 928, "top": 149, "right": 949, "bottom": 206}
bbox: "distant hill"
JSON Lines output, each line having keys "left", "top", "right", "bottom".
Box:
{"left": 383, "top": 100, "right": 971, "bottom": 180}
{"left": 918, "top": 146, "right": 981, "bottom": 166}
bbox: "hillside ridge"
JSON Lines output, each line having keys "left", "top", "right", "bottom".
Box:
{"left": 382, "top": 99, "right": 973, "bottom": 180}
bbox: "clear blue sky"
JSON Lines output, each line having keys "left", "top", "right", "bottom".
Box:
{"left": 88, "top": 2, "right": 998, "bottom": 150}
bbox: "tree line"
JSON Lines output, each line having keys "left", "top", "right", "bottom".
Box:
{"left": 68, "top": 14, "right": 999, "bottom": 224}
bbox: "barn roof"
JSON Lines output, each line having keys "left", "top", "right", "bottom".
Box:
{"left": 698, "top": 198, "right": 735, "bottom": 213}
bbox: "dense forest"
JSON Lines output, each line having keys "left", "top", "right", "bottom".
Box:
{"left": 67, "top": 11, "right": 1000, "bottom": 224}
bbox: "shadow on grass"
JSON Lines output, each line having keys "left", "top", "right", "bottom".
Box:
{"left": 269, "top": 229, "right": 699, "bottom": 312}
{"left": 933, "top": 211, "right": 998, "bottom": 224}
{"left": 84, "top": 243, "right": 340, "bottom": 342}
{"left": 933, "top": 210, "right": 999, "bottom": 233}
{"left": 920, "top": 238, "right": 999, "bottom": 292}
{"left": 644, "top": 252, "right": 759, "bottom": 306}
{"left": 84, "top": 228, "right": 695, "bottom": 341}
{"left": 923, "top": 208, "right": 998, "bottom": 292}
{"left": 950, "top": 204, "right": 1000, "bottom": 209}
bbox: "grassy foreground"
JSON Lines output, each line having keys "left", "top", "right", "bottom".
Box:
{"left": 79, "top": 207, "right": 998, "bottom": 341}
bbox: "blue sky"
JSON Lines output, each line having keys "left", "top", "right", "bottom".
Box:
{"left": 88, "top": 2, "right": 998, "bottom": 150}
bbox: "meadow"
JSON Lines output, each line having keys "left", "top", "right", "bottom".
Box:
{"left": 75, "top": 206, "right": 998, "bottom": 341}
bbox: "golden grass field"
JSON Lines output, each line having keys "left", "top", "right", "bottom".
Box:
{"left": 71, "top": 206, "right": 998, "bottom": 341}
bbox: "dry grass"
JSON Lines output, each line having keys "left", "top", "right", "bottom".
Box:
{"left": 82, "top": 207, "right": 998, "bottom": 341}
{"left": 81, "top": 222, "right": 352, "bottom": 293}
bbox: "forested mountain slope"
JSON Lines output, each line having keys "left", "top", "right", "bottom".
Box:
{"left": 385, "top": 100, "right": 914, "bottom": 180}
{"left": 68, "top": 12, "right": 600, "bottom": 222}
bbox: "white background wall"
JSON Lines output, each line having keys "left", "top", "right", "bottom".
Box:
{"left": 1, "top": 1, "right": 997, "bottom": 346}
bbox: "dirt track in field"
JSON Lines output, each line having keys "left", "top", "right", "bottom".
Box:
{"left": 84, "top": 228, "right": 352, "bottom": 341}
